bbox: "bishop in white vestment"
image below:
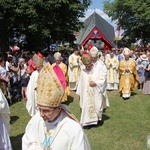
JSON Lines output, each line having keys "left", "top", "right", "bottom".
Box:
{"left": 22, "top": 63, "right": 91, "bottom": 150}
{"left": 89, "top": 46, "right": 109, "bottom": 108}
{"left": 76, "top": 52, "right": 105, "bottom": 127}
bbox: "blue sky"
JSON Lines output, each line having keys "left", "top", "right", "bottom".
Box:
{"left": 81, "top": 0, "right": 116, "bottom": 30}
{"left": 88, "top": 1, "right": 104, "bottom": 10}
{"left": 89, "top": 0, "right": 114, "bottom": 10}
{"left": 79, "top": 0, "right": 119, "bottom": 35}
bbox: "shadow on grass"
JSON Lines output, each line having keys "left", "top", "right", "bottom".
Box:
{"left": 10, "top": 133, "right": 24, "bottom": 150}
{"left": 98, "top": 114, "right": 110, "bottom": 126}
{"left": 131, "top": 91, "right": 138, "bottom": 96}
{"left": 61, "top": 95, "right": 74, "bottom": 106}
{"left": 83, "top": 114, "right": 110, "bottom": 130}
{"left": 10, "top": 116, "right": 19, "bottom": 125}
{"left": 119, "top": 91, "right": 138, "bottom": 100}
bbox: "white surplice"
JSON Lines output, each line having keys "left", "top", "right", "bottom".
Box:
{"left": 26, "top": 70, "right": 39, "bottom": 117}
{"left": 76, "top": 67, "right": 105, "bottom": 126}
{"left": 68, "top": 53, "right": 81, "bottom": 90}
{"left": 105, "top": 56, "right": 119, "bottom": 90}
{"left": 22, "top": 106, "right": 91, "bottom": 150}
{"left": 93, "top": 60, "right": 110, "bottom": 108}
{"left": 0, "top": 89, "right": 12, "bottom": 150}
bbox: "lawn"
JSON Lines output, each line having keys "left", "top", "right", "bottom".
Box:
{"left": 9, "top": 90, "right": 150, "bottom": 150}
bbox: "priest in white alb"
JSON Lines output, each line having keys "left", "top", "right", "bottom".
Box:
{"left": 105, "top": 50, "right": 119, "bottom": 90}
{"left": 68, "top": 48, "right": 82, "bottom": 91}
{"left": 26, "top": 52, "right": 44, "bottom": 117}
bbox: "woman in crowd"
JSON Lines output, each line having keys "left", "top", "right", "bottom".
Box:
{"left": 136, "top": 54, "right": 148, "bottom": 91}
{"left": 19, "top": 58, "right": 29, "bottom": 102}
{"left": 142, "top": 55, "right": 150, "bottom": 94}
{"left": 6, "top": 56, "right": 21, "bottom": 102}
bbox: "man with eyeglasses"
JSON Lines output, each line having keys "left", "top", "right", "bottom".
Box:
{"left": 22, "top": 63, "right": 91, "bottom": 150}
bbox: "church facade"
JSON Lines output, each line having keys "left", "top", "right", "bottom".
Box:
{"left": 76, "top": 12, "right": 115, "bottom": 50}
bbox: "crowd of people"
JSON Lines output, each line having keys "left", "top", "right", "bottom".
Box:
{"left": 0, "top": 44, "right": 150, "bottom": 149}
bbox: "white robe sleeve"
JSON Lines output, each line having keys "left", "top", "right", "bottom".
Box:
{"left": 50, "top": 117, "right": 91, "bottom": 150}
{"left": 22, "top": 114, "right": 43, "bottom": 150}
{"left": 26, "top": 71, "right": 39, "bottom": 117}
{"left": 76, "top": 70, "right": 88, "bottom": 108}
{"left": 0, "top": 89, "right": 11, "bottom": 132}
{"left": 93, "top": 69, "right": 106, "bottom": 93}
{"left": 69, "top": 125, "right": 91, "bottom": 150}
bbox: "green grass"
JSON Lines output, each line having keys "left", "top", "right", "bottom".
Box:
{"left": 10, "top": 90, "right": 150, "bottom": 150}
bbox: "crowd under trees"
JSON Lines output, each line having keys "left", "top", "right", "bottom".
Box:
{"left": 0, "top": 0, "right": 150, "bottom": 54}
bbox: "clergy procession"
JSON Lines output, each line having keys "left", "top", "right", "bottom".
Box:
{"left": 0, "top": 44, "right": 150, "bottom": 149}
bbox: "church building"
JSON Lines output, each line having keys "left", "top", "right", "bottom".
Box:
{"left": 76, "top": 12, "right": 115, "bottom": 50}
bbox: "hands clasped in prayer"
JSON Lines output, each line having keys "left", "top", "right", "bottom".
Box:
{"left": 89, "top": 81, "right": 96, "bottom": 87}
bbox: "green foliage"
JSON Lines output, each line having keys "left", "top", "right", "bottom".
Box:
{"left": 104, "top": 0, "right": 150, "bottom": 45}
{"left": 55, "top": 46, "right": 73, "bottom": 51}
{"left": 129, "top": 44, "right": 136, "bottom": 50}
{"left": 0, "top": 0, "right": 91, "bottom": 52}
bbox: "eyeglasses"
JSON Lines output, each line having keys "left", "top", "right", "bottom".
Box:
{"left": 37, "top": 107, "right": 57, "bottom": 115}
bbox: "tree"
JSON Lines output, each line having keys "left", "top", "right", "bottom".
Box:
{"left": 103, "top": 0, "right": 150, "bottom": 46}
{"left": 0, "top": 0, "right": 91, "bottom": 53}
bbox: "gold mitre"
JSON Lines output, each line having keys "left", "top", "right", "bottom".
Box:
{"left": 81, "top": 52, "right": 92, "bottom": 65}
{"left": 33, "top": 52, "right": 44, "bottom": 67}
{"left": 37, "top": 63, "right": 65, "bottom": 107}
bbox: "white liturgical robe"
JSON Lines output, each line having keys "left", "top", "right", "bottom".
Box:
{"left": 22, "top": 108, "right": 91, "bottom": 150}
{"left": 0, "top": 89, "right": 12, "bottom": 150}
{"left": 68, "top": 53, "right": 81, "bottom": 90}
{"left": 26, "top": 70, "right": 39, "bottom": 116}
{"left": 105, "top": 56, "right": 119, "bottom": 90}
{"left": 76, "top": 67, "right": 105, "bottom": 126}
{"left": 93, "top": 60, "right": 110, "bottom": 108}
